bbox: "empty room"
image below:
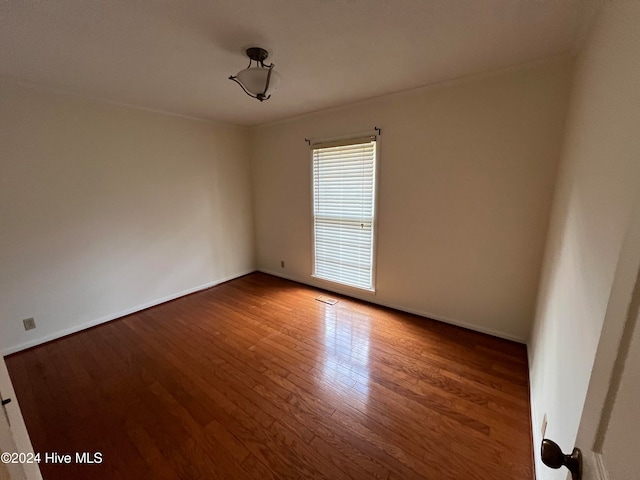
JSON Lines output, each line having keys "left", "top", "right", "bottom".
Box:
{"left": 1, "top": 0, "right": 639, "bottom": 479}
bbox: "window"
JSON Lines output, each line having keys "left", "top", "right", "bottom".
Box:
{"left": 312, "top": 135, "right": 377, "bottom": 290}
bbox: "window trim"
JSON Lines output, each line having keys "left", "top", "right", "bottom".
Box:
{"left": 309, "top": 131, "right": 380, "bottom": 293}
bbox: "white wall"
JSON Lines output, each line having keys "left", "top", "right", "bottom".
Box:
{"left": 0, "top": 81, "right": 255, "bottom": 353}
{"left": 250, "top": 58, "right": 573, "bottom": 342}
{"left": 528, "top": 1, "right": 640, "bottom": 478}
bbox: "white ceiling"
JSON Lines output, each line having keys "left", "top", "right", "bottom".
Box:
{"left": 0, "top": 0, "right": 595, "bottom": 126}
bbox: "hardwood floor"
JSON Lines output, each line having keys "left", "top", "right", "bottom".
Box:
{"left": 5, "top": 273, "right": 533, "bottom": 479}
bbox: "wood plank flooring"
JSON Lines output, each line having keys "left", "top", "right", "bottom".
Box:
{"left": 5, "top": 273, "right": 533, "bottom": 479}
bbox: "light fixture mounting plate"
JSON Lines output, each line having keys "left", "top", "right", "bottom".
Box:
{"left": 246, "top": 47, "right": 269, "bottom": 63}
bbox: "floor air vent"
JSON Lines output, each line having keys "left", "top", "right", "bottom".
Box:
{"left": 316, "top": 295, "right": 338, "bottom": 305}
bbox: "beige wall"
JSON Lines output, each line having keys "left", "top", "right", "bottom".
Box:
{"left": 528, "top": 1, "right": 640, "bottom": 478}
{"left": 250, "top": 58, "right": 573, "bottom": 342}
{"left": 0, "top": 81, "right": 254, "bottom": 353}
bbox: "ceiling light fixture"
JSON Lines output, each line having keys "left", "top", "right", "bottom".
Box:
{"left": 229, "top": 47, "right": 281, "bottom": 102}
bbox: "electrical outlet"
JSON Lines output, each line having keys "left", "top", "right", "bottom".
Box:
{"left": 280, "top": 260, "right": 285, "bottom": 268}
{"left": 23, "top": 317, "right": 36, "bottom": 331}
{"left": 541, "top": 413, "right": 548, "bottom": 438}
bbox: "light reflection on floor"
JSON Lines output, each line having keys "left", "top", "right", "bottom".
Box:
{"left": 321, "top": 304, "right": 372, "bottom": 402}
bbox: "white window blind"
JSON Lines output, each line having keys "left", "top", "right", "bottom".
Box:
{"left": 312, "top": 136, "right": 377, "bottom": 290}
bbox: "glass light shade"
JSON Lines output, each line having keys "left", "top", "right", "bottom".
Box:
{"left": 236, "top": 67, "right": 281, "bottom": 97}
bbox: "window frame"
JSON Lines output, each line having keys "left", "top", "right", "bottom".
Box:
{"left": 309, "top": 132, "right": 380, "bottom": 293}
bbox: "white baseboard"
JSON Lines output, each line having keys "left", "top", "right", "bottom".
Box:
{"left": 2, "top": 269, "right": 255, "bottom": 356}
{"left": 3, "top": 267, "right": 526, "bottom": 355}
{"left": 258, "top": 268, "right": 527, "bottom": 344}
